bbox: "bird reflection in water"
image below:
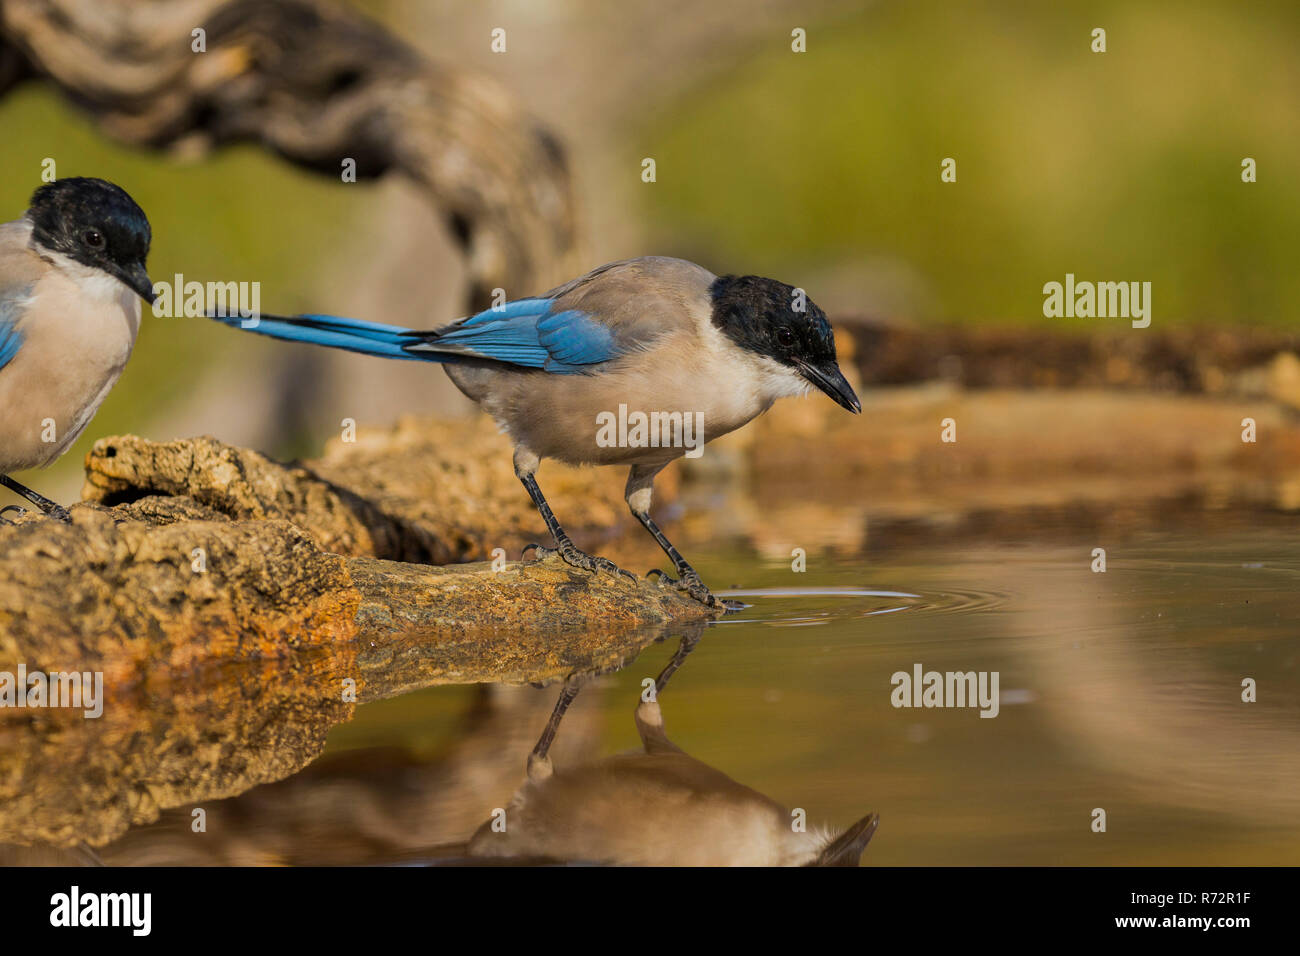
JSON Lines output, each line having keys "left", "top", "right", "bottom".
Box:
{"left": 466, "top": 633, "right": 879, "bottom": 866}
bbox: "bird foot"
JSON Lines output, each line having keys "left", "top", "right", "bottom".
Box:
{"left": 646, "top": 568, "right": 743, "bottom": 610}
{"left": 522, "top": 541, "right": 637, "bottom": 583}
{"left": 0, "top": 504, "right": 37, "bottom": 526}
{"left": 1, "top": 503, "right": 71, "bottom": 523}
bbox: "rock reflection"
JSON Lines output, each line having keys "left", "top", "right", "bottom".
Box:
{"left": 1, "top": 622, "right": 878, "bottom": 867}
{"left": 0, "top": 617, "right": 681, "bottom": 862}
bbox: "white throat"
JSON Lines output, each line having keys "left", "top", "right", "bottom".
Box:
{"left": 699, "top": 318, "right": 812, "bottom": 405}
{"left": 41, "top": 249, "right": 135, "bottom": 307}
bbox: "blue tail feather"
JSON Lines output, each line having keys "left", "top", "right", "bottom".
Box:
{"left": 209, "top": 299, "right": 622, "bottom": 373}
{"left": 208, "top": 311, "right": 437, "bottom": 362}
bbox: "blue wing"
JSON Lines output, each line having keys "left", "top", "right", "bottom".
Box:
{"left": 404, "top": 298, "right": 622, "bottom": 372}
{"left": 0, "top": 286, "right": 30, "bottom": 372}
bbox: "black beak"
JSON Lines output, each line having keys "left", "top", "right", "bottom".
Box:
{"left": 809, "top": 812, "right": 880, "bottom": 866}
{"left": 799, "top": 361, "right": 861, "bottom": 413}
{"left": 120, "top": 261, "right": 157, "bottom": 305}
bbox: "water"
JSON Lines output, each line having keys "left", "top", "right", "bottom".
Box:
{"left": 2, "top": 507, "right": 1298, "bottom": 865}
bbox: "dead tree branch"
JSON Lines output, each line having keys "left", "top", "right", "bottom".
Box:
{"left": 0, "top": 0, "right": 579, "bottom": 308}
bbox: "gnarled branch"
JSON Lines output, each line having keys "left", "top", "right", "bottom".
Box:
{"left": 0, "top": 0, "right": 579, "bottom": 308}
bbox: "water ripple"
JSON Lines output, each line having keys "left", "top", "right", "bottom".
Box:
{"left": 713, "top": 584, "right": 1009, "bottom": 626}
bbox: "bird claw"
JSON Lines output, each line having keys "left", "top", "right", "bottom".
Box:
{"left": 0, "top": 505, "right": 26, "bottom": 524}
{"left": 681, "top": 577, "right": 725, "bottom": 608}
{"left": 650, "top": 568, "right": 743, "bottom": 611}
{"left": 1, "top": 502, "right": 70, "bottom": 523}
{"left": 524, "top": 541, "right": 637, "bottom": 582}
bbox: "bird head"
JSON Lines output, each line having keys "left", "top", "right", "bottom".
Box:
{"left": 26, "top": 177, "right": 156, "bottom": 304}
{"left": 708, "top": 274, "right": 861, "bottom": 413}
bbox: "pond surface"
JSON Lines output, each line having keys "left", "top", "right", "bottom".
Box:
{"left": 3, "top": 494, "right": 1298, "bottom": 865}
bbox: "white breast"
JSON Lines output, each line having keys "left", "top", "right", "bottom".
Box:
{"left": 0, "top": 255, "right": 141, "bottom": 471}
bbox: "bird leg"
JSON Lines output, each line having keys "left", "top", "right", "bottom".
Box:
{"left": 527, "top": 674, "right": 585, "bottom": 781}
{"left": 626, "top": 466, "right": 741, "bottom": 610}
{"left": 0, "top": 475, "right": 71, "bottom": 523}
{"left": 634, "top": 631, "right": 705, "bottom": 754}
{"left": 653, "top": 630, "right": 703, "bottom": 697}
{"left": 515, "top": 452, "right": 635, "bottom": 581}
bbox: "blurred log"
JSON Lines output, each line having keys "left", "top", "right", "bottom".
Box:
{"left": 848, "top": 321, "right": 1300, "bottom": 407}
{"left": 0, "top": 0, "right": 578, "bottom": 308}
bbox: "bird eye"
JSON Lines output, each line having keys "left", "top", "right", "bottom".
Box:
{"left": 82, "top": 230, "right": 104, "bottom": 249}
{"left": 776, "top": 327, "right": 795, "bottom": 347}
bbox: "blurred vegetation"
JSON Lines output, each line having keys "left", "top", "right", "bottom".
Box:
{"left": 638, "top": 0, "right": 1300, "bottom": 325}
